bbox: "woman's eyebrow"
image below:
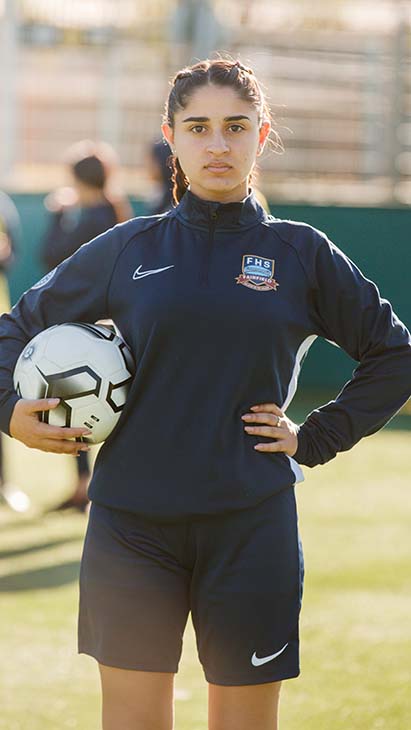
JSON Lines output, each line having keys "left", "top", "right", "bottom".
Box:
{"left": 181, "top": 115, "right": 251, "bottom": 123}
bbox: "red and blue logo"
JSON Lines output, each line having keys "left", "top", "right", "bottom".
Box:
{"left": 235, "top": 255, "right": 279, "bottom": 291}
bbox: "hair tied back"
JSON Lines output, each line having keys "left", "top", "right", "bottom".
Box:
{"left": 234, "top": 60, "right": 254, "bottom": 75}
{"left": 175, "top": 69, "right": 192, "bottom": 82}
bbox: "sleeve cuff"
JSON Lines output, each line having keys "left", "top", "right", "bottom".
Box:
{"left": 0, "top": 393, "right": 21, "bottom": 436}
{"left": 292, "top": 424, "right": 315, "bottom": 467}
{"left": 292, "top": 425, "right": 306, "bottom": 464}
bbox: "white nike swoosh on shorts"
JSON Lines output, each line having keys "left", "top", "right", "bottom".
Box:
{"left": 251, "top": 643, "right": 289, "bottom": 666}
{"left": 132, "top": 264, "right": 174, "bottom": 280}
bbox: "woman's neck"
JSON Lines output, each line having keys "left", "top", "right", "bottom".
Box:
{"left": 188, "top": 180, "right": 249, "bottom": 204}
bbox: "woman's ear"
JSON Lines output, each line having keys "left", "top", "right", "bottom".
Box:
{"left": 257, "top": 121, "right": 271, "bottom": 156}
{"left": 161, "top": 123, "right": 175, "bottom": 153}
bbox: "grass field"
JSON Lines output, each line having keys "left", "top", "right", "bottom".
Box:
{"left": 0, "top": 424, "right": 410, "bottom": 730}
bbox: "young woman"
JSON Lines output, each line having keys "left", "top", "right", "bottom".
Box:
{"left": 0, "top": 59, "right": 410, "bottom": 730}
{"left": 40, "top": 140, "right": 133, "bottom": 512}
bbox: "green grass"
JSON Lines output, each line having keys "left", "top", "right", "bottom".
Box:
{"left": 0, "top": 426, "right": 410, "bottom": 729}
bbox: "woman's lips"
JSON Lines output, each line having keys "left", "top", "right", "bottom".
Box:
{"left": 205, "top": 164, "right": 232, "bottom": 173}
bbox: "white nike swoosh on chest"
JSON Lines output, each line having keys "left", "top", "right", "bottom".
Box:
{"left": 251, "top": 643, "right": 289, "bottom": 666}
{"left": 132, "top": 264, "right": 175, "bottom": 280}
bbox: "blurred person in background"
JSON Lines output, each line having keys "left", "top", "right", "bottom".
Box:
{"left": 145, "top": 139, "right": 174, "bottom": 215}
{"left": 41, "top": 140, "right": 132, "bottom": 271}
{"left": 41, "top": 140, "right": 133, "bottom": 513}
{"left": 0, "top": 190, "right": 30, "bottom": 512}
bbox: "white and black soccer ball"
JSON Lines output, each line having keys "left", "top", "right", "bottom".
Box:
{"left": 13, "top": 323, "right": 134, "bottom": 444}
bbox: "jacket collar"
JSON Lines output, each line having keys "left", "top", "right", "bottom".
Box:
{"left": 174, "top": 188, "right": 266, "bottom": 231}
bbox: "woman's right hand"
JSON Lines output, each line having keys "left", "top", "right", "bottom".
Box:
{"left": 9, "top": 398, "right": 91, "bottom": 455}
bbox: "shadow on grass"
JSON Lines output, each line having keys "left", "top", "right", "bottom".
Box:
{"left": 0, "top": 560, "right": 80, "bottom": 592}
{"left": 0, "top": 535, "right": 82, "bottom": 560}
{"left": 0, "top": 509, "right": 88, "bottom": 534}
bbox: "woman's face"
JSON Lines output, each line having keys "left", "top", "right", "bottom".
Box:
{"left": 162, "top": 84, "right": 270, "bottom": 203}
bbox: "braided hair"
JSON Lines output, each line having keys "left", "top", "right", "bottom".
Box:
{"left": 163, "top": 59, "right": 274, "bottom": 205}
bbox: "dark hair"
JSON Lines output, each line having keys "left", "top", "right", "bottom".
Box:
{"left": 163, "top": 58, "right": 275, "bottom": 205}
{"left": 72, "top": 155, "right": 107, "bottom": 189}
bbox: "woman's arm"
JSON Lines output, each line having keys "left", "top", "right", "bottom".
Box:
{"left": 293, "top": 234, "right": 411, "bottom": 467}
{"left": 0, "top": 223, "right": 130, "bottom": 438}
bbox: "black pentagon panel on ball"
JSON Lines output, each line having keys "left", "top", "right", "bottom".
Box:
{"left": 41, "top": 398, "right": 73, "bottom": 428}
{"left": 119, "top": 341, "right": 135, "bottom": 374}
{"left": 106, "top": 375, "right": 134, "bottom": 413}
{"left": 38, "top": 365, "right": 102, "bottom": 427}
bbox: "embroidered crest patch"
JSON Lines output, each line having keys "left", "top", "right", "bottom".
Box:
{"left": 235, "top": 255, "right": 279, "bottom": 291}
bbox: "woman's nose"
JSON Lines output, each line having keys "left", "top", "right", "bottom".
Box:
{"left": 206, "top": 134, "right": 229, "bottom": 155}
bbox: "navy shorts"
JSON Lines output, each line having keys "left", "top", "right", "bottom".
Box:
{"left": 78, "top": 486, "right": 304, "bottom": 685}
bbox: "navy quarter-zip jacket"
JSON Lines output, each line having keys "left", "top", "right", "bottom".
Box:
{"left": 0, "top": 190, "right": 410, "bottom": 517}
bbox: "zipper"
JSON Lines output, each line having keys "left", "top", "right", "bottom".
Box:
{"left": 200, "top": 208, "right": 218, "bottom": 286}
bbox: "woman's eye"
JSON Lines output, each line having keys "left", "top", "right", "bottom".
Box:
{"left": 189, "top": 125, "right": 244, "bottom": 134}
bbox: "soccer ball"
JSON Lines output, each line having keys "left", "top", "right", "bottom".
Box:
{"left": 13, "top": 323, "right": 134, "bottom": 444}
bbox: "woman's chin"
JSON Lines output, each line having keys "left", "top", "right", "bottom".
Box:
{"left": 198, "top": 175, "right": 246, "bottom": 195}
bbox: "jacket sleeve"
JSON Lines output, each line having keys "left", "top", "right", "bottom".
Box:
{"left": 0, "top": 224, "right": 126, "bottom": 436}
{"left": 293, "top": 233, "right": 411, "bottom": 467}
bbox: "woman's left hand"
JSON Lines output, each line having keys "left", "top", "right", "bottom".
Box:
{"left": 241, "top": 403, "right": 299, "bottom": 457}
